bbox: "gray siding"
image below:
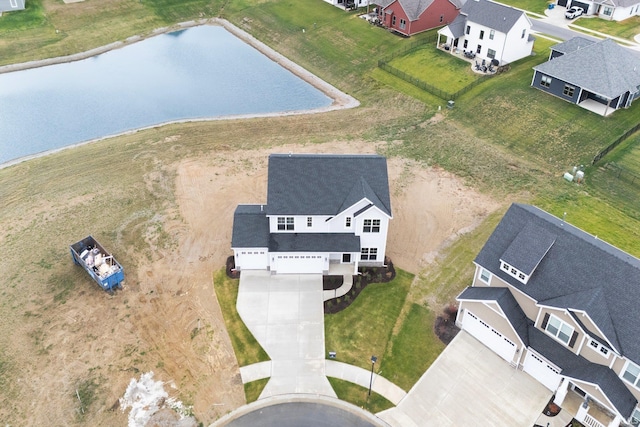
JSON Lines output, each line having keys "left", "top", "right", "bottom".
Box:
{"left": 532, "top": 71, "right": 581, "bottom": 104}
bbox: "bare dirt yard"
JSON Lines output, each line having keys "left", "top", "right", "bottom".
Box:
{"left": 0, "top": 139, "right": 499, "bottom": 426}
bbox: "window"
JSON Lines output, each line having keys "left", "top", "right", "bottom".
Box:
{"left": 277, "top": 216, "right": 294, "bottom": 230}
{"left": 521, "top": 28, "right": 526, "bottom": 38}
{"left": 361, "top": 248, "right": 378, "bottom": 260}
{"left": 544, "top": 314, "right": 574, "bottom": 345}
{"left": 363, "top": 219, "right": 381, "bottom": 233}
{"left": 399, "top": 18, "right": 406, "bottom": 30}
{"left": 600, "top": 346, "right": 609, "bottom": 355}
{"left": 631, "top": 408, "right": 640, "bottom": 427}
{"left": 463, "top": 40, "right": 468, "bottom": 49}
{"left": 623, "top": 361, "right": 640, "bottom": 388}
{"left": 540, "top": 75, "right": 552, "bottom": 88}
{"left": 589, "top": 340, "right": 599, "bottom": 349}
{"left": 466, "top": 25, "right": 470, "bottom": 35}
{"left": 563, "top": 84, "right": 575, "bottom": 97}
{"left": 345, "top": 217, "right": 352, "bottom": 228}
{"left": 518, "top": 272, "right": 525, "bottom": 280}
{"left": 603, "top": 6, "right": 612, "bottom": 15}
{"left": 476, "top": 44, "right": 482, "bottom": 54}
{"left": 489, "top": 29, "right": 495, "bottom": 40}
{"left": 487, "top": 48, "right": 496, "bottom": 59}
{"left": 307, "top": 217, "right": 312, "bottom": 227}
{"left": 501, "top": 262, "right": 511, "bottom": 272}
{"left": 479, "top": 30, "right": 484, "bottom": 40}
{"left": 589, "top": 339, "right": 610, "bottom": 356}
{"left": 479, "top": 268, "right": 491, "bottom": 284}
{"left": 392, "top": 15, "right": 396, "bottom": 26}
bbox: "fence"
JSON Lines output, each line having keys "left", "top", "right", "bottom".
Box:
{"left": 604, "top": 163, "right": 640, "bottom": 186}
{"left": 592, "top": 121, "right": 640, "bottom": 165}
{"left": 377, "top": 35, "right": 491, "bottom": 101}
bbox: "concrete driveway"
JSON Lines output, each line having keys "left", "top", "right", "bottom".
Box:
{"left": 236, "top": 270, "right": 336, "bottom": 398}
{"left": 378, "top": 332, "right": 551, "bottom": 427}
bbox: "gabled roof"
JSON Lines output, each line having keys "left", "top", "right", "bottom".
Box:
{"left": 534, "top": 38, "right": 640, "bottom": 99}
{"left": 550, "top": 36, "right": 596, "bottom": 56}
{"left": 231, "top": 205, "right": 269, "bottom": 248}
{"left": 475, "top": 203, "right": 640, "bottom": 366}
{"left": 529, "top": 327, "right": 637, "bottom": 418}
{"left": 438, "top": 13, "right": 466, "bottom": 38}
{"left": 377, "top": 0, "right": 463, "bottom": 20}
{"left": 501, "top": 222, "right": 556, "bottom": 276}
{"left": 459, "top": 0, "right": 527, "bottom": 34}
{"left": 266, "top": 154, "right": 392, "bottom": 217}
{"left": 0, "top": 0, "right": 25, "bottom": 12}
{"left": 458, "top": 286, "right": 530, "bottom": 345}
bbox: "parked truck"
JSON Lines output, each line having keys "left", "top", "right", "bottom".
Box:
{"left": 70, "top": 236, "right": 124, "bottom": 292}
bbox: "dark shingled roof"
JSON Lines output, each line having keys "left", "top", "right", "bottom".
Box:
{"left": 0, "top": 0, "right": 25, "bottom": 12}
{"left": 458, "top": 286, "right": 530, "bottom": 345}
{"left": 529, "top": 327, "right": 637, "bottom": 418}
{"left": 231, "top": 205, "right": 269, "bottom": 248}
{"left": 376, "top": 0, "right": 463, "bottom": 20}
{"left": 266, "top": 154, "right": 392, "bottom": 217}
{"left": 501, "top": 222, "right": 556, "bottom": 276}
{"left": 534, "top": 38, "right": 640, "bottom": 99}
{"left": 475, "top": 204, "right": 640, "bottom": 367}
{"left": 269, "top": 233, "right": 360, "bottom": 253}
{"left": 460, "top": 0, "right": 526, "bottom": 34}
{"left": 550, "top": 36, "right": 595, "bottom": 56}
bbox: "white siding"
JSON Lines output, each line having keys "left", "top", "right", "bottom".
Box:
{"left": 500, "top": 15, "right": 534, "bottom": 64}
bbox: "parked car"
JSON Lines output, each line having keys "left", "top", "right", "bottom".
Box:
{"left": 565, "top": 6, "right": 583, "bottom": 19}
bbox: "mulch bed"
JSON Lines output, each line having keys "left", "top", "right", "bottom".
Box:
{"left": 324, "top": 257, "right": 396, "bottom": 314}
{"left": 542, "top": 396, "right": 562, "bottom": 417}
{"left": 434, "top": 304, "right": 460, "bottom": 344}
{"left": 226, "top": 256, "right": 240, "bottom": 279}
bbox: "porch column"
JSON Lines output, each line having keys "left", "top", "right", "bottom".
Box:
{"left": 437, "top": 33, "right": 441, "bottom": 48}
{"left": 608, "top": 414, "right": 622, "bottom": 427}
{"left": 553, "top": 378, "right": 569, "bottom": 406}
{"left": 575, "top": 400, "right": 590, "bottom": 424}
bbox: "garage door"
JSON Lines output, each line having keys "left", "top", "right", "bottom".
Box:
{"left": 570, "top": 0, "right": 589, "bottom": 12}
{"left": 523, "top": 350, "right": 562, "bottom": 391}
{"left": 237, "top": 251, "right": 268, "bottom": 270}
{"left": 275, "top": 254, "right": 325, "bottom": 274}
{"left": 462, "top": 310, "right": 517, "bottom": 363}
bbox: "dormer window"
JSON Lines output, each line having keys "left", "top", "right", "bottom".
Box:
{"left": 542, "top": 313, "right": 577, "bottom": 347}
{"left": 500, "top": 260, "right": 529, "bottom": 284}
{"left": 277, "top": 217, "right": 294, "bottom": 231}
{"left": 589, "top": 339, "right": 610, "bottom": 357}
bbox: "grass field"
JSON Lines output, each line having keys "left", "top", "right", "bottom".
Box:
{"left": 327, "top": 377, "right": 394, "bottom": 413}
{"left": 574, "top": 15, "right": 640, "bottom": 40}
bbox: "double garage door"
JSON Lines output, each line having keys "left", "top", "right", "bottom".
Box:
{"left": 523, "top": 350, "right": 562, "bottom": 390}
{"left": 462, "top": 310, "right": 517, "bottom": 363}
{"left": 274, "top": 254, "right": 325, "bottom": 274}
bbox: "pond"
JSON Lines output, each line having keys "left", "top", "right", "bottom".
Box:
{"left": 0, "top": 25, "right": 333, "bottom": 165}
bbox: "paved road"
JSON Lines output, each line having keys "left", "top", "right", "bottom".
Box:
{"left": 531, "top": 19, "right": 599, "bottom": 42}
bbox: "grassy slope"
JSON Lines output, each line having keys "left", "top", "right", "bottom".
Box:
{"left": 574, "top": 15, "right": 640, "bottom": 40}
{"left": 327, "top": 377, "right": 394, "bottom": 413}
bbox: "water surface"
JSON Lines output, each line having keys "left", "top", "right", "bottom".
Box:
{"left": 0, "top": 25, "right": 332, "bottom": 164}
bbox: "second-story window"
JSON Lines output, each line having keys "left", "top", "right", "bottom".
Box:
{"left": 307, "top": 217, "right": 312, "bottom": 227}
{"left": 622, "top": 361, "right": 640, "bottom": 389}
{"left": 345, "top": 217, "right": 352, "bottom": 228}
{"left": 363, "top": 219, "right": 381, "bottom": 233}
{"left": 543, "top": 314, "right": 575, "bottom": 346}
{"left": 479, "top": 30, "right": 484, "bottom": 40}
{"left": 277, "top": 217, "right": 294, "bottom": 230}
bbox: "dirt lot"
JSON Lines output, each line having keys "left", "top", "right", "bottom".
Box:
{"left": 0, "top": 139, "right": 499, "bottom": 426}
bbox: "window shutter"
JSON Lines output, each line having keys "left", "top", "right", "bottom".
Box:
{"left": 569, "top": 331, "right": 579, "bottom": 348}
{"left": 541, "top": 313, "right": 550, "bottom": 329}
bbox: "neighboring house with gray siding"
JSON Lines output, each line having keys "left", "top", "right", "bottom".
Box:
{"left": 532, "top": 37, "right": 640, "bottom": 116}
{"left": 231, "top": 154, "right": 392, "bottom": 275}
{"left": 457, "top": 203, "right": 640, "bottom": 427}
{"left": 0, "top": 0, "right": 25, "bottom": 13}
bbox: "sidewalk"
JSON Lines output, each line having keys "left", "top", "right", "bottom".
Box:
{"left": 325, "top": 360, "right": 407, "bottom": 405}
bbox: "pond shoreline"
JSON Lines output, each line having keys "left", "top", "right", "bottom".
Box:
{"left": 0, "top": 18, "right": 359, "bottom": 170}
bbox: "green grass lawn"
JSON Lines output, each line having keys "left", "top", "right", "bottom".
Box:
{"left": 497, "top": 0, "right": 551, "bottom": 14}
{"left": 244, "top": 378, "right": 269, "bottom": 403}
{"left": 213, "top": 270, "right": 269, "bottom": 367}
{"left": 324, "top": 270, "right": 413, "bottom": 371}
{"left": 388, "top": 45, "right": 481, "bottom": 93}
{"left": 574, "top": 16, "right": 640, "bottom": 40}
{"left": 327, "top": 377, "right": 394, "bottom": 413}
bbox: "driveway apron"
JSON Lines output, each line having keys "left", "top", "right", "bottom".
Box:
{"left": 236, "top": 270, "right": 336, "bottom": 398}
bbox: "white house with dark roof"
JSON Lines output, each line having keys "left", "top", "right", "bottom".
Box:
{"left": 457, "top": 203, "right": 640, "bottom": 427}
{"left": 563, "top": 0, "right": 640, "bottom": 21}
{"left": 231, "top": 154, "right": 392, "bottom": 275}
{"left": 0, "top": 0, "right": 25, "bottom": 13}
{"left": 532, "top": 37, "right": 640, "bottom": 116}
{"left": 436, "top": 0, "right": 534, "bottom": 65}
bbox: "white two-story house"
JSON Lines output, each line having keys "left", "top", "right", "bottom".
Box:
{"left": 456, "top": 204, "right": 640, "bottom": 427}
{"left": 231, "top": 154, "right": 392, "bottom": 275}
{"left": 437, "top": 0, "right": 534, "bottom": 65}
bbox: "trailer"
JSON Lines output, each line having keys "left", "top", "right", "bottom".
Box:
{"left": 70, "top": 236, "right": 124, "bottom": 292}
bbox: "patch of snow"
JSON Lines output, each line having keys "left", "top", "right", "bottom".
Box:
{"left": 120, "top": 371, "right": 193, "bottom": 427}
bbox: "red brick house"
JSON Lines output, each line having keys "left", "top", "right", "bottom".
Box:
{"left": 374, "top": 0, "right": 463, "bottom": 36}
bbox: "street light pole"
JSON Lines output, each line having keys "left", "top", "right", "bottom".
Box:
{"left": 368, "top": 355, "right": 377, "bottom": 396}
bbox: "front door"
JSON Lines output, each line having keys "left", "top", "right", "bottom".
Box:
{"left": 342, "top": 253, "right": 351, "bottom": 263}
